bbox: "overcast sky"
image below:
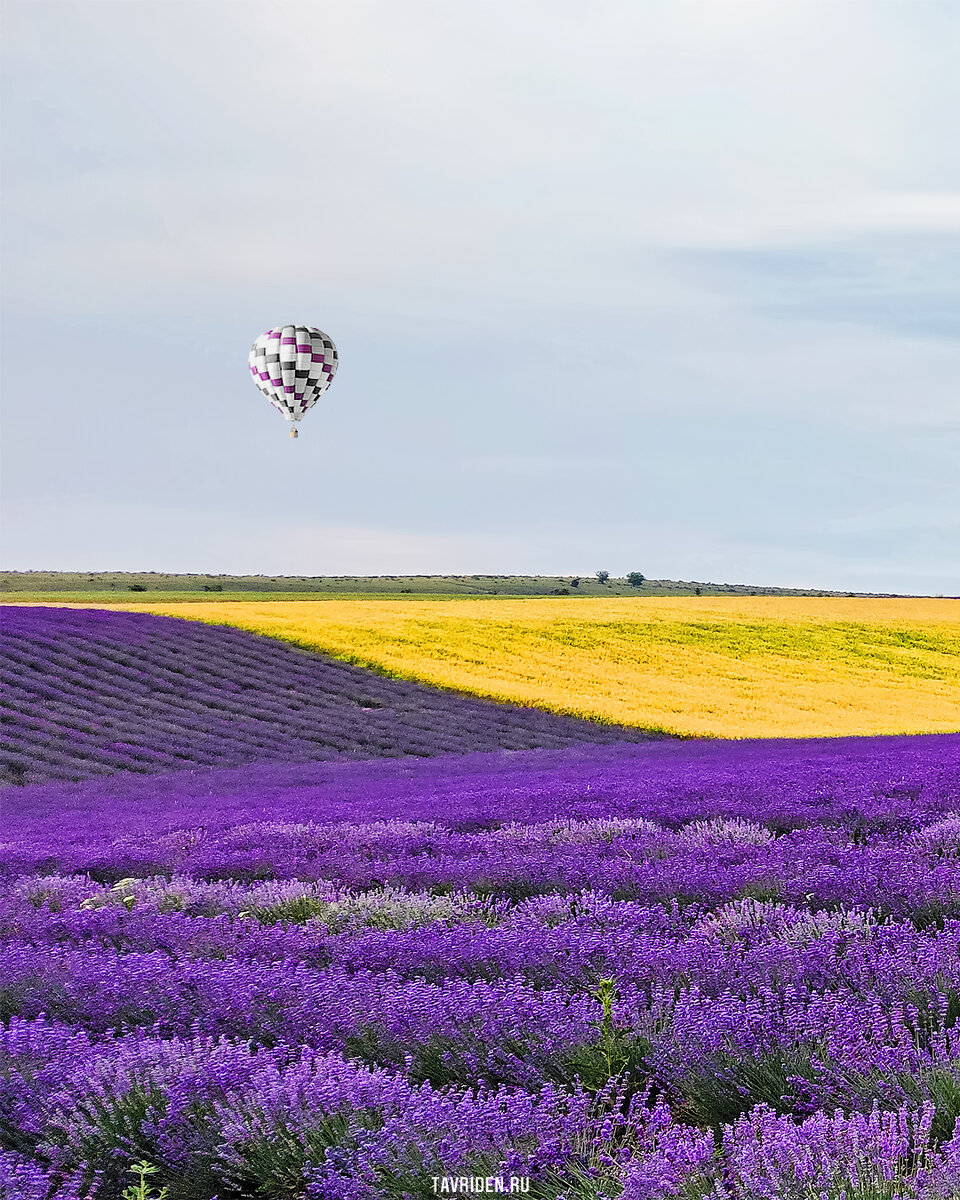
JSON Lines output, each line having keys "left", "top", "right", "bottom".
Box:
{"left": 2, "top": 0, "right": 958, "bottom": 592}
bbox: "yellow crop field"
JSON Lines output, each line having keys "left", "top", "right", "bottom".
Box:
{"left": 44, "top": 595, "right": 960, "bottom": 738}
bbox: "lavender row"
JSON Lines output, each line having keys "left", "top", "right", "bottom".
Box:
{"left": 1, "top": 1015, "right": 959, "bottom": 1199}
{"left": 0, "top": 606, "right": 664, "bottom": 786}
{"left": 5, "top": 731, "right": 957, "bottom": 856}
{"left": 7, "top": 874, "right": 960, "bottom": 1001}
{"left": 7, "top": 812, "right": 960, "bottom": 930}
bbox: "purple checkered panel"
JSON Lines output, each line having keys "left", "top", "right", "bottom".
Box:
{"left": 248, "top": 324, "right": 339, "bottom": 422}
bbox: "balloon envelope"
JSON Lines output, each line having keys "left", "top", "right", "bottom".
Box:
{"left": 248, "top": 325, "right": 338, "bottom": 423}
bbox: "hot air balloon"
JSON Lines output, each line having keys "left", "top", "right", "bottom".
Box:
{"left": 248, "top": 324, "right": 338, "bottom": 439}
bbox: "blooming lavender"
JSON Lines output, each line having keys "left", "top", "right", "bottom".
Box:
{"left": 2, "top": 613, "right": 960, "bottom": 1196}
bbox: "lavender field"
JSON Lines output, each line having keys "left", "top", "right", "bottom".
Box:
{"left": 0, "top": 607, "right": 958, "bottom": 1197}
{"left": 0, "top": 607, "right": 662, "bottom": 787}
{"left": 2, "top": 721, "right": 960, "bottom": 1197}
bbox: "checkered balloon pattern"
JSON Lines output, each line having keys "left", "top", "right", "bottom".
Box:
{"left": 248, "top": 325, "right": 338, "bottom": 422}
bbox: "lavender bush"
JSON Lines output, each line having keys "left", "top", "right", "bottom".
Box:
{"left": 1, "top": 733, "right": 960, "bottom": 1196}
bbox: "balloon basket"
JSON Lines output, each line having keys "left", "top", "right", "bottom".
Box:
{"left": 290, "top": 428, "right": 298, "bottom": 440}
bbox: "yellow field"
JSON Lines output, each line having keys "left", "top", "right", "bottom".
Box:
{"left": 36, "top": 596, "right": 960, "bottom": 738}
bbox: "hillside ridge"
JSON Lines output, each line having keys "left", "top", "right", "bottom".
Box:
{"left": 0, "top": 605, "right": 666, "bottom": 787}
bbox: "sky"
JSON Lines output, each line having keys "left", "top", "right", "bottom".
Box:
{"left": 1, "top": 0, "right": 958, "bottom": 593}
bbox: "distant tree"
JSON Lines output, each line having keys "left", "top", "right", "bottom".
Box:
{"left": 202, "top": 584, "right": 223, "bottom": 592}
{"left": 570, "top": 578, "right": 581, "bottom": 588}
{"left": 551, "top": 587, "right": 570, "bottom": 596}
{"left": 127, "top": 584, "right": 147, "bottom": 592}
{"left": 695, "top": 587, "right": 702, "bottom": 596}
{"left": 595, "top": 570, "right": 610, "bottom": 584}
{"left": 626, "top": 572, "right": 645, "bottom": 588}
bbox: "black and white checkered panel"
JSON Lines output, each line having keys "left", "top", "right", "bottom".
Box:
{"left": 299, "top": 326, "right": 338, "bottom": 418}
{"left": 248, "top": 325, "right": 338, "bottom": 422}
